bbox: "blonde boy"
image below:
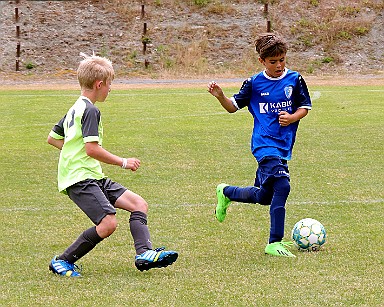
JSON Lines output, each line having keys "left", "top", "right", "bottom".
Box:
{"left": 48, "top": 55, "right": 177, "bottom": 277}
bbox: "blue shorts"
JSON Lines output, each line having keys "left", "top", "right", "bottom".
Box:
{"left": 254, "top": 157, "right": 290, "bottom": 188}
{"left": 66, "top": 178, "right": 127, "bottom": 225}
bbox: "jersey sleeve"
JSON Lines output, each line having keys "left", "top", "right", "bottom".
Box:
{"left": 293, "top": 75, "right": 312, "bottom": 110}
{"left": 81, "top": 103, "right": 101, "bottom": 143}
{"left": 232, "top": 77, "right": 253, "bottom": 109}
{"left": 49, "top": 115, "right": 66, "bottom": 139}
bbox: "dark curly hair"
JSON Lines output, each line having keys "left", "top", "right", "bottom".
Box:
{"left": 255, "top": 33, "right": 288, "bottom": 60}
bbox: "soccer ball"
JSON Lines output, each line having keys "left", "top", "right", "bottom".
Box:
{"left": 291, "top": 218, "right": 326, "bottom": 251}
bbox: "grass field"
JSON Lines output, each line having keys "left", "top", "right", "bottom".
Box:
{"left": 0, "top": 83, "right": 383, "bottom": 306}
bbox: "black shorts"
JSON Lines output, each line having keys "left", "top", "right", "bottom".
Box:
{"left": 66, "top": 178, "right": 127, "bottom": 225}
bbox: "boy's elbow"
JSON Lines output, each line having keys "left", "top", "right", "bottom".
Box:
{"left": 85, "top": 146, "right": 93, "bottom": 157}
{"left": 224, "top": 105, "right": 237, "bottom": 113}
{"left": 85, "top": 142, "right": 99, "bottom": 158}
{"left": 47, "top": 135, "right": 54, "bottom": 145}
{"left": 301, "top": 108, "right": 309, "bottom": 118}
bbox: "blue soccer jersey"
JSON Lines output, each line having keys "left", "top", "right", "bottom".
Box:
{"left": 231, "top": 68, "right": 312, "bottom": 162}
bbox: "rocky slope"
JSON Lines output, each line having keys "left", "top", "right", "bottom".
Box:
{"left": 0, "top": 0, "right": 383, "bottom": 80}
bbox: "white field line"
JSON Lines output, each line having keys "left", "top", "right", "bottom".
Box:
{"left": 0, "top": 111, "right": 231, "bottom": 129}
{"left": 0, "top": 92, "right": 207, "bottom": 97}
{"left": 1, "top": 89, "right": 382, "bottom": 129}
{"left": 1, "top": 198, "right": 383, "bottom": 212}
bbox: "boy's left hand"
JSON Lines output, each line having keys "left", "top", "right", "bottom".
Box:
{"left": 124, "top": 158, "right": 141, "bottom": 171}
{"left": 278, "top": 111, "right": 292, "bottom": 126}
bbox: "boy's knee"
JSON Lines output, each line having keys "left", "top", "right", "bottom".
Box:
{"left": 108, "top": 216, "right": 118, "bottom": 231}
{"left": 258, "top": 191, "right": 273, "bottom": 206}
{"left": 97, "top": 214, "right": 118, "bottom": 238}
{"left": 135, "top": 199, "right": 148, "bottom": 213}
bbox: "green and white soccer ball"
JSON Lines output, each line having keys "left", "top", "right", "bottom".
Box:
{"left": 291, "top": 218, "right": 326, "bottom": 251}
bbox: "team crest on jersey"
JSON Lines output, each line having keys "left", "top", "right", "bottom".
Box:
{"left": 284, "top": 86, "right": 293, "bottom": 99}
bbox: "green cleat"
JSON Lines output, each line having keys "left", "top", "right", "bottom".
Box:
{"left": 215, "top": 184, "right": 231, "bottom": 222}
{"left": 265, "top": 241, "right": 296, "bottom": 257}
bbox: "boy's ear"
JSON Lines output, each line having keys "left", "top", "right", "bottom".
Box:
{"left": 258, "top": 57, "right": 264, "bottom": 65}
{"left": 95, "top": 80, "right": 103, "bottom": 89}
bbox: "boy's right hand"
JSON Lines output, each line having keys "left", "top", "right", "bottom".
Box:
{"left": 207, "top": 81, "right": 223, "bottom": 98}
{"left": 207, "top": 81, "right": 237, "bottom": 113}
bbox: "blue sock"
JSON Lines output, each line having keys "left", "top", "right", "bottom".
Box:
{"left": 224, "top": 185, "right": 272, "bottom": 205}
{"left": 269, "top": 177, "right": 290, "bottom": 243}
{"left": 223, "top": 185, "right": 259, "bottom": 203}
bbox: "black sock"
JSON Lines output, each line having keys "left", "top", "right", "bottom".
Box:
{"left": 59, "top": 226, "right": 103, "bottom": 263}
{"left": 129, "top": 211, "right": 152, "bottom": 255}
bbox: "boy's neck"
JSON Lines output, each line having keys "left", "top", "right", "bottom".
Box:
{"left": 80, "top": 89, "right": 96, "bottom": 104}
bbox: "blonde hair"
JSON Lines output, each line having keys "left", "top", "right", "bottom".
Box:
{"left": 77, "top": 53, "right": 115, "bottom": 90}
{"left": 255, "top": 33, "right": 288, "bottom": 60}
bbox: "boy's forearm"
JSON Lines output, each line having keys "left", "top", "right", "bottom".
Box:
{"left": 85, "top": 142, "right": 123, "bottom": 167}
{"left": 216, "top": 95, "right": 237, "bottom": 113}
{"left": 47, "top": 135, "right": 64, "bottom": 150}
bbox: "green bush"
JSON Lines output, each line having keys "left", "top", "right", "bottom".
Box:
{"left": 25, "top": 61, "right": 36, "bottom": 70}
{"left": 193, "top": 0, "right": 210, "bottom": 6}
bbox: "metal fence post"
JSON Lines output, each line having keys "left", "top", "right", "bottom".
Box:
{"left": 141, "top": 1, "right": 149, "bottom": 68}
{"left": 15, "top": 1, "right": 20, "bottom": 71}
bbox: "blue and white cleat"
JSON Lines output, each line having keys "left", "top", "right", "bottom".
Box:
{"left": 135, "top": 247, "right": 178, "bottom": 271}
{"left": 49, "top": 256, "right": 82, "bottom": 277}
